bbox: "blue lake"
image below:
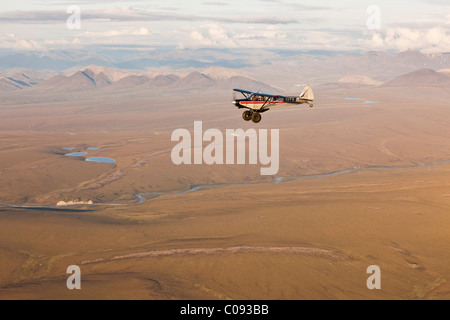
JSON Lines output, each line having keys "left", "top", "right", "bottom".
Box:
{"left": 87, "top": 147, "right": 100, "bottom": 150}
{"left": 65, "top": 152, "right": 87, "bottom": 157}
{"left": 85, "top": 157, "right": 116, "bottom": 164}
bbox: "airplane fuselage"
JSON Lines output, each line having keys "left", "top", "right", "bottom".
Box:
{"left": 233, "top": 96, "right": 310, "bottom": 111}
{"left": 232, "top": 86, "right": 314, "bottom": 123}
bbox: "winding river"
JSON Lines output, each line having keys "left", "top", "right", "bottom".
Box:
{"left": 134, "top": 159, "right": 450, "bottom": 204}
{"left": 2, "top": 159, "right": 450, "bottom": 211}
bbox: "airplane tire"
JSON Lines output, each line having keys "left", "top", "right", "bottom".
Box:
{"left": 242, "top": 110, "right": 252, "bottom": 121}
{"left": 251, "top": 112, "right": 262, "bottom": 123}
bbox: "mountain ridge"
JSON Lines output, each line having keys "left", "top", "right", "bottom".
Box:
{"left": 25, "top": 66, "right": 278, "bottom": 93}
{"left": 381, "top": 68, "right": 450, "bottom": 87}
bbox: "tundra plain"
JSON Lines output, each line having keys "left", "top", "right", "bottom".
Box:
{"left": 1, "top": 68, "right": 450, "bottom": 299}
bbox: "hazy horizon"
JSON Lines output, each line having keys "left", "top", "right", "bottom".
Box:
{"left": 1, "top": 0, "right": 449, "bottom": 56}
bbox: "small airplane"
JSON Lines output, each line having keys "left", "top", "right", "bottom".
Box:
{"left": 232, "top": 85, "right": 314, "bottom": 123}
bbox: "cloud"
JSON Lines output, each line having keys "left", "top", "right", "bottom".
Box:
{"left": 180, "top": 24, "right": 237, "bottom": 48}
{"left": 235, "top": 25, "right": 287, "bottom": 43}
{"left": 257, "top": 0, "right": 328, "bottom": 11}
{"left": 178, "top": 23, "right": 299, "bottom": 49}
{"left": 368, "top": 27, "right": 450, "bottom": 52}
{"left": 0, "top": 7, "right": 152, "bottom": 23}
{"left": 80, "top": 26, "right": 151, "bottom": 38}
{"left": 0, "top": 34, "right": 45, "bottom": 50}
{"left": 0, "top": 33, "right": 83, "bottom": 50}
{"left": 420, "top": 0, "right": 450, "bottom": 5}
{"left": 38, "top": 0, "right": 142, "bottom": 3}
{"left": 0, "top": 6, "right": 298, "bottom": 25}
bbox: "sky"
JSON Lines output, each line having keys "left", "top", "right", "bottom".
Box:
{"left": 0, "top": 0, "right": 449, "bottom": 53}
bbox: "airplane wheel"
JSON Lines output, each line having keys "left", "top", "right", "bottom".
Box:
{"left": 251, "top": 112, "right": 262, "bottom": 123}
{"left": 242, "top": 110, "right": 252, "bottom": 121}
{"left": 309, "top": 103, "right": 314, "bottom": 108}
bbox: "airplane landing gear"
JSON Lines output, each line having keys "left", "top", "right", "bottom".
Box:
{"left": 242, "top": 110, "right": 252, "bottom": 121}
{"left": 251, "top": 112, "right": 262, "bottom": 123}
{"left": 242, "top": 110, "right": 262, "bottom": 123}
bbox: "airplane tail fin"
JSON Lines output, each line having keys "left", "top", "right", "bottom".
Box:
{"left": 299, "top": 85, "right": 314, "bottom": 101}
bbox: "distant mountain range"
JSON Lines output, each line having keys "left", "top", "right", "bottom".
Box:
{"left": 0, "top": 70, "right": 55, "bottom": 91}
{"left": 313, "top": 68, "right": 450, "bottom": 90}
{"left": 2, "top": 56, "right": 450, "bottom": 93}
{"left": 326, "top": 50, "right": 450, "bottom": 74}
{"left": 0, "top": 48, "right": 250, "bottom": 72}
{"left": 381, "top": 68, "right": 450, "bottom": 87}
{"left": 1, "top": 49, "right": 449, "bottom": 77}
{"left": 0, "top": 50, "right": 115, "bottom": 71}
{"left": 0, "top": 65, "right": 279, "bottom": 93}
{"left": 296, "top": 50, "right": 450, "bottom": 82}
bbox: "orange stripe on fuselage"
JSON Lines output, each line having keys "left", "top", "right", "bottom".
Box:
{"left": 239, "top": 101, "right": 292, "bottom": 108}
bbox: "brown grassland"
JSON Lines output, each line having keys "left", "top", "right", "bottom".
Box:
{"left": 1, "top": 85, "right": 450, "bottom": 299}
